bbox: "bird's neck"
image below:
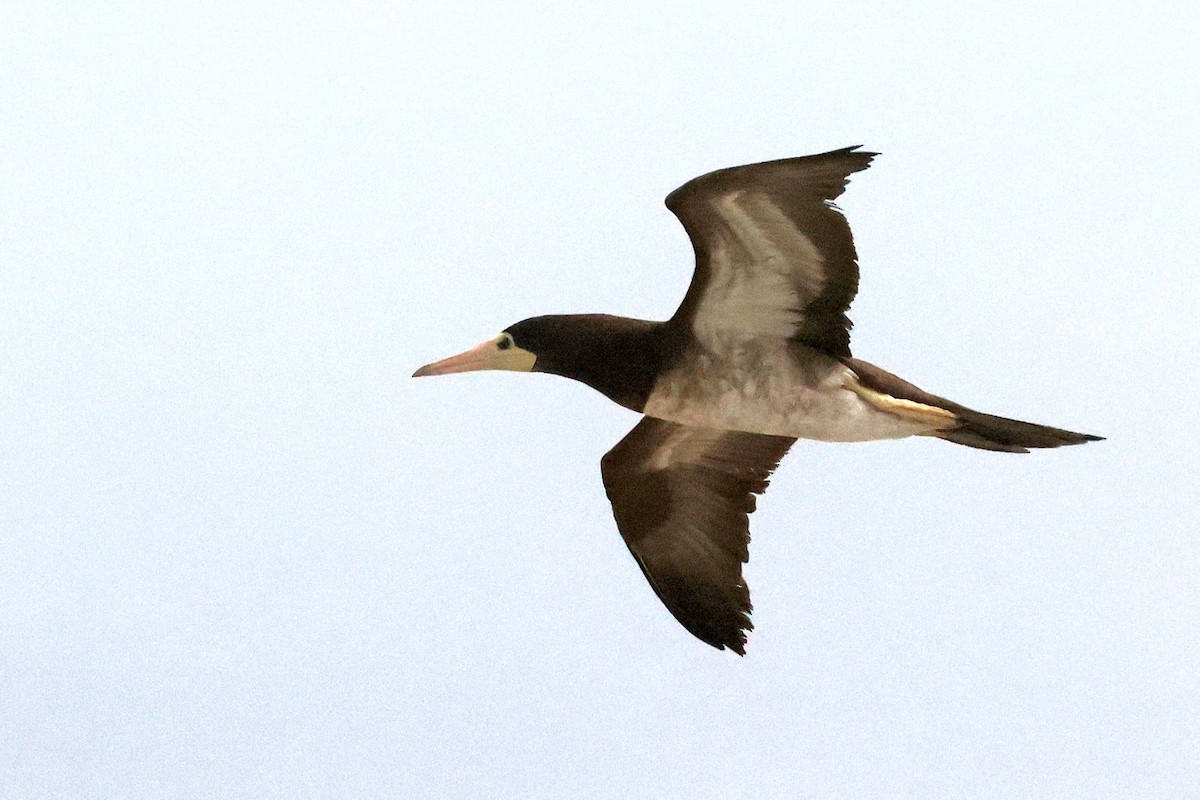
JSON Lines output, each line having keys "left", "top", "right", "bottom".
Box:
{"left": 536, "top": 315, "right": 671, "bottom": 412}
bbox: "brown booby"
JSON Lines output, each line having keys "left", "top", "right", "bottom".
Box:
{"left": 413, "top": 146, "right": 1101, "bottom": 655}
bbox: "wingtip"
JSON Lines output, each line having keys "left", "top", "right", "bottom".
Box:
{"left": 715, "top": 633, "right": 748, "bottom": 656}
{"left": 825, "top": 144, "right": 878, "bottom": 176}
{"left": 697, "top": 618, "right": 752, "bottom": 656}
{"left": 838, "top": 144, "right": 879, "bottom": 160}
{"left": 721, "top": 618, "right": 752, "bottom": 656}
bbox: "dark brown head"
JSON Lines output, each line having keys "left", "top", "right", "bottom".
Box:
{"left": 413, "top": 314, "right": 666, "bottom": 411}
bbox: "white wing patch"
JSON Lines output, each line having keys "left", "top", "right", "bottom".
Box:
{"left": 691, "top": 190, "right": 826, "bottom": 349}
{"left": 644, "top": 424, "right": 723, "bottom": 472}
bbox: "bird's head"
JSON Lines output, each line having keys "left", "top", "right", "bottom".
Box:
{"left": 411, "top": 316, "right": 573, "bottom": 378}
{"left": 413, "top": 314, "right": 662, "bottom": 410}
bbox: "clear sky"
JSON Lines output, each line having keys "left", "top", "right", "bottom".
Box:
{"left": 3, "top": 2, "right": 1198, "bottom": 797}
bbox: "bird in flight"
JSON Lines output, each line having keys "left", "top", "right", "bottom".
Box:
{"left": 413, "top": 146, "right": 1101, "bottom": 655}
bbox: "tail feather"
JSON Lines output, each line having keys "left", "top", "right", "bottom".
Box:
{"left": 933, "top": 408, "right": 1103, "bottom": 453}
{"left": 839, "top": 356, "right": 1103, "bottom": 454}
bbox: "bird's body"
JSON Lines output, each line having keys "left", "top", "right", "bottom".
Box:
{"left": 414, "top": 146, "right": 1101, "bottom": 654}
{"left": 644, "top": 339, "right": 933, "bottom": 441}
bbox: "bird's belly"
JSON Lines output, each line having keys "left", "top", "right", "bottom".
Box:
{"left": 642, "top": 347, "right": 936, "bottom": 442}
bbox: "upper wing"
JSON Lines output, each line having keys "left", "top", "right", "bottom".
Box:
{"left": 666, "top": 146, "right": 875, "bottom": 357}
{"left": 600, "top": 416, "right": 795, "bottom": 654}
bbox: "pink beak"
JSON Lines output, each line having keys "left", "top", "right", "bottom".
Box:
{"left": 412, "top": 339, "right": 502, "bottom": 377}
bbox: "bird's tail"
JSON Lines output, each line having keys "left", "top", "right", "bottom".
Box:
{"left": 839, "top": 356, "right": 1103, "bottom": 454}
{"left": 930, "top": 408, "right": 1103, "bottom": 453}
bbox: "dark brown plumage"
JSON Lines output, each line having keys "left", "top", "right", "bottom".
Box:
{"left": 666, "top": 147, "right": 869, "bottom": 357}
{"left": 601, "top": 418, "right": 794, "bottom": 655}
{"left": 413, "top": 146, "right": 1101, "bottom": 654}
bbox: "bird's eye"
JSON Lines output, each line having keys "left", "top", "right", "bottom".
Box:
{"left": 497, "top": 334, "right": 513, "bottom": 351}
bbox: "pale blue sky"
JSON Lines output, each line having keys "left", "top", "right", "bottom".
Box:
{"left": 3, "top": 2, "right": 1198, "bottom": 797}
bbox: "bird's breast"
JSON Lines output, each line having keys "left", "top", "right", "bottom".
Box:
{"left": 642, "top": 340, "right": 936, "bottom": 442}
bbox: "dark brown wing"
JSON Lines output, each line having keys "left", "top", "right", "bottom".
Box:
{"left": 600, "top": 417, "right": 795, "bottom": 654}
{"left": 666, "top": 146, "right": 875, "bottom": 357}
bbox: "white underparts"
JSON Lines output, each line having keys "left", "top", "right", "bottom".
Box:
{"left": 642, "top": 341, "right": 953, "bottom": 442}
